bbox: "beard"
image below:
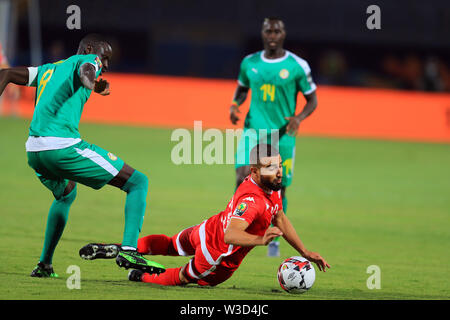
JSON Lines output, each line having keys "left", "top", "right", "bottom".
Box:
{"left": 260, "top": 175, "right": 282, "bottom": 191}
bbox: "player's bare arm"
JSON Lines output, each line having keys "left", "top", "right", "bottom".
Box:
{"left": 78, "top": 40, "right": 112, "bottom": 95}
{"left": 273, "top": 209, "right": 330, "bottom": 272}
{"left": 230, "top": 84, "right": 249, "bottom": 125}
{"left": 285, "top": 91, "right": 318, "bottom": 136}
{"left": 79, "top": 63, "right": 110, "bottom": 95}
{"left": 0, "top": 66, "right": 28, "bottom": 95}
{"left": 224, "top": 217, "right": 282, "bottom": 246}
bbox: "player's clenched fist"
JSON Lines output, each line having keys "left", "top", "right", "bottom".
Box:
{"left": 94, "top": 78, "right": 110, "bottom": 95}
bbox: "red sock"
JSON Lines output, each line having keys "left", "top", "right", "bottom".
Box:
{"left": 137, "top": 234, "right": 177, "bottom": 255}
{"left": 141, "top": 267, "right": 183, "bottom": 286}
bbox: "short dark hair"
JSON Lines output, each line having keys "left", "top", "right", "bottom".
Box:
{"left": 264, "top": 16, "right": 283, "bottom": 23}
{"left": 262, "top": 17, "right": 285, "bottom": 30}
{"left": 250, "top": 144, "right": 280, "bottom": 167}
{"left": 77, "top": 34, "right": 110, "bottom": 54}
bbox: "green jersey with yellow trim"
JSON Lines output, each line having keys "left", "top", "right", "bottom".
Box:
{"left": 28, "top": 54, "right": 102, "bottom": 139}
{"left": 237, "top": 50, "right": 316, "bottom": 131}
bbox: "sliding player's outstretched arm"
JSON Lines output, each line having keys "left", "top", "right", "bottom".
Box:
{"left": 0, "top": 66, "right": 29, "bottom": 96}
{"left": 224, "top": 217, "right": 283, "bottom": 247}
{"left": 273, "top": 209, "right": 331, "bottom": 272}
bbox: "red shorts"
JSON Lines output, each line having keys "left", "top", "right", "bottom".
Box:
{"left": 171, "top": 223, "right": 237, "bottom": 286}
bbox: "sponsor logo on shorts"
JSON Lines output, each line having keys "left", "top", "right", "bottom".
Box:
{"left": 233, "top": 202, "right": 248, "bottom": 216}
{"left": 107, "top": 152, "right": 117, "bottom": 161}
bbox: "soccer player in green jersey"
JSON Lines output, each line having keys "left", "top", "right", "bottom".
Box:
{"left": 0, "top": 34, "right": 165, "bottom": 277}
{"left": 229, "top": 18, "right": 318, "bottom": 257}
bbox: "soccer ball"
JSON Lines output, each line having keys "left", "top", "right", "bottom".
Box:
{"left": 277, "top": 256, "right": 315, "bottom": 294}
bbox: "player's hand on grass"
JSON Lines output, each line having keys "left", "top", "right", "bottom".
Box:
{"left": 303, "top": 250, "right": 331, "bottom": 272}
{"left": 262, "top": 227, "right": 283, "bottom": 245}
{"left": 94, "top": 78, "right": 110, "bottom": 95}
{"left": 230, "top": 105, "right": 241, "bottom": 125}
{"left": 285, "top": 116, "right": 302, "bottom": 136}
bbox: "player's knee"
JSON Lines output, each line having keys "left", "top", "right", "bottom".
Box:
{"left": 135, "top": 171, "right": 149, "bottom": 190}
{"left": 179, "top": 271, "right": 190, "bottom": 285}
{"left": 59, "top": 183, "right": 77, "bottom": 204}
{"left": 122, "top": 170, "right": 148, "bottom": 193}
{"left": 179, "top": 266, "right": 195, "bottom": 285}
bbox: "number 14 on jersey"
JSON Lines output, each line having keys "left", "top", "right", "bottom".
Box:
{"left": 260, "top": 83, "right": 275, "bottom": 102}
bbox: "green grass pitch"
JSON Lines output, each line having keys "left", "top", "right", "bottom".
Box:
{"left": 0, "top": 117, "right": 449, "bottom": 300}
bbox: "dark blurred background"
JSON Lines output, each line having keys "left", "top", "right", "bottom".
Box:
{"left": 2, "top": 0, "right": 450, "bottom": 92}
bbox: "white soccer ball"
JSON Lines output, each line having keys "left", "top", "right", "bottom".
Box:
{"left": 277, "top": 256, "right": 316, "bottom": 294}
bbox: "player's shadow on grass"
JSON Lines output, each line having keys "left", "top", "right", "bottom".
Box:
{"left": 301, "top": 288, "right": 437, "bottom": 300}
{"left": 61, "top": 237, "right": 109, "bottom": 244}
{"left": 79, "top": 278, "right": 286, "bottom": 296}
{"left": 79, "top": 278, "right": 133, "bottom": 287}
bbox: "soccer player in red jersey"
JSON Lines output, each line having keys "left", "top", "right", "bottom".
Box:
{"left": 80, "top": 144, "right": 330, "bottom": 286}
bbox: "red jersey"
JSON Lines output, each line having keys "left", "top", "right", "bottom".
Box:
{"left": 201, "top": 175, "right": 283, "bottom": 269}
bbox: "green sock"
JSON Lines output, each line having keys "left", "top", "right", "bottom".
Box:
{"left": 120, "top": 170, "right": 148, "bottom": 249}
{"left": 39, "top": 186, "right": 77, "bottom": 264}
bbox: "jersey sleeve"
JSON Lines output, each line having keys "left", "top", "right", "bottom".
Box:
{"left": 27, "top": 64, "right": 54, "bottom": 87}
{"left": 296, "top": 59, "right": 316, "bottom": 95}
{"left": 27, "top": 66, "right": 39, "bottom": 87}
{"left": 77, "top": 55, "right": 102, "bottom": 79}
{"left": 237, "top": 57, "right": 250, "bottom": 88}
{"left": 230, "top": 195, "right": 264, "bottom": 225}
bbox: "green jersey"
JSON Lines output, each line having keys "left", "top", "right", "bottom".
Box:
{"left": 28, "top": 54, "right": 103, "bottom": 139}
{"left": 237, "top": 50, "right": 316, "bottom": 131}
